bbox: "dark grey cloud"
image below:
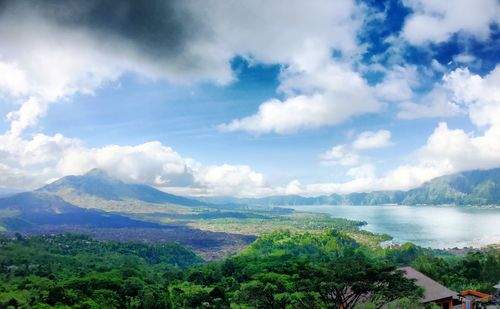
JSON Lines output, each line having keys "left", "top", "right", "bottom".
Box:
{"left": 0, "top": 0, "right": 206, "bottom": 59}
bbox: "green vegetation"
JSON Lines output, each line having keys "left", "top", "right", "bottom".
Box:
{"left": 186, "top": 212, "right": 363, "bottom": 235}
{"left": 384, "top": 242, "right": 500, "bottom": 293}
{"left": 0, "top": 168, "right": 390, "bottom": 253}
{"left": 1, "top": 230, "right": 499, "bottom": 308}
{"left": 36, "top": 169, "right": 392, "bottom": 248}
{"left": 180, "top": 229, "right": 422, "bottom": 309}
{"left": 412, "top": 250, "right": 500, "bottom": 293}
{"left": 0, "top": 234, "right": 201, "bottom": 308}
{"left": 176, "top": 211, "right": 391, "bottom": 248}
{"left": 1, "top": 168, "right": 499, "bottom": 308}
{"left": 0, "top": 231, "right": 423, "bottom": 308}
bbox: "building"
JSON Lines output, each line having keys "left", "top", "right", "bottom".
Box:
{"left": 494, "top": 283, "right": 500, "bottom": 298}
{"left": 400, "top": 266, "right": 458, "bottom": 309}
{"left": 459, "top": 290, "right": 492, "bottom": 309}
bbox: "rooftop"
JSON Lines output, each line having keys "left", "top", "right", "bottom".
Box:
{"left": 400, "top": 266, "right": 458, "bottom": 303}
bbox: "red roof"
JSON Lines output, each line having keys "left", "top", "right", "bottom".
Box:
{"left": 460, "top": 290, "right": 492, "bottom": 300}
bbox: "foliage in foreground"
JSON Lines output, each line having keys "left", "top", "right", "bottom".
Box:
{"left": 412, "top": 250, "right": 500, "bottom": 293}
{"left": 0, "top": 234, "right": 200, "bottom": 308}
{"left": 0, "top": 231, "right": 423, "bottom": 308}
{"left": 177, "top": 230, "right": 421, "bottom": 308}
{"left": 384, "top": 242, "right": 500, "bottom": 293}
{"left": 1, "top": 231, "right": 498, "bottom": 308}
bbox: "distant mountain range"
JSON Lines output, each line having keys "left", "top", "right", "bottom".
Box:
{"left": 203, "top": 168, "right": 500, "bottom": 206}
{"left": 1, "top": 167, "right": 499, "bottom": 231}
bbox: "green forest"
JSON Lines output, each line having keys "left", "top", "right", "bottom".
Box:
{"left": 1, "top": 231, "right": 499, "bottom": 309}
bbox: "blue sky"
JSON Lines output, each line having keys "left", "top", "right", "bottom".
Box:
{"left": 0, "top": 0, "right": 499, "bottom": 197}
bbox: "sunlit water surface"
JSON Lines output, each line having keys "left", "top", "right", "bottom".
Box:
{"left": 291, "top": 205, "right": 500, "bottom": 248}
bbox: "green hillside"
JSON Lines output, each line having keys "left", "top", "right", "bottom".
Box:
{"left": 1, "top": 231, "right": 498, "bottom": 308}
{"left": 207, "top": 168, "right": 500, "bottom": 206}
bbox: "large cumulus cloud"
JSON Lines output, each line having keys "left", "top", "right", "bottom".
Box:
{"left": 0, "top": 0, "right": 372, "bottom": 195}
{"left": 0, "top": 0, "right": 499, "bottom": 198}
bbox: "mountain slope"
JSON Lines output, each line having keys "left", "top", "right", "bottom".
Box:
{"left": 38, "top": 168, "right": 210, "bottom": 208}
{"left": 401, "top": 168, "right": 500, "bottom": 205}
{"left": 204, "top": 168, "right": 500, "bottom": 206}
{"left": 0, "top": 191, "right": 161, "bottom": 229}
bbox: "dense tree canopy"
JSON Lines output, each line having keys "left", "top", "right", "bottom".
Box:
{"left": 0, "top": 231, "right": 498, "bottom": 308}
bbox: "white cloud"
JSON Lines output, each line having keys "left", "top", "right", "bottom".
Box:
{"left": 284, "top": 179, "right": 303, "bottom": 195}
{"left": 56, "top": 142, "right": 196, "bottom": 187}
{"left": 321, "top": 130, "right": 392, "bottom": 166}
{"left": 38, "top": 63, "right": 499, "bottom": 198}
{"left": 294, "top": 65, "right": 500, "bottom": 196}
{"left": 386, "top": 66, "right": 500, "bottom": 189}
{"left": 219, "top": 62, "right": 381, "bottom": 134}
{"left": 431, "top": 59, "right": 446, "bottom": 73}
{"left": 0, "top": 18, "right": 133, "bottom": 136}
{"left": 401, "top": 66, "right": 500, "bottom": 176}
{"left": 0, "top": 131, "right": 272, "bottom": 197}
{"left": 453, "top": 54, "right": 476, "bottom": 64}
{"left": 1, "top": 0, "right": 499, "bottom": 199}
{"left": 352, "top": 130, "right": 392, "bottom": 150}
{"left": 397, "top": 87, "right": 463, "bottom": 119}
{"left": 2, "top": 60, "right": 500, "bottom": 199}
{"left": 56, "top": 142, "right": 273, "bottom": 197}
{"left": 0, "top": 62, "right": 29, "bottom": 97}
{"left": 346, "top": 164, "right": 376, "bottom": 179}
{"left": 321, "top": 145, "right": 360, "bottom": 167}
{"left": 444, "top": 66, "right": 500, "bottom": 127}
{"left": 195, "top": 164, "right": 267, "bottom": 197}
{"left": 375, "top": 66, "right": 418, "bottom": 102}
{"left": 402, "top": 0, "right": 500, "bottom": 45}
{"left": 396, "top": 65, "right": 500, "bottom": 120}
{"left": 0, "top": 0, "right": 378, "bottom": 196}
{"left": 0, "top": 0, "right": 366, "bottom": 137}
{"left": 208, "top": 1, "right": 382, "bottom": 135}
{"left": 273, "top": 162, "right": 446, "bottom": 196}
{"left": 197, "top": 0, "right": 362, "bottom": 68}
{"left": 187, "top": 0, "right": 364, "bottom": 74}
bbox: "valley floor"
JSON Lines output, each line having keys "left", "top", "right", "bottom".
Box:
{"left": 0, "top": 201, "right": 391, "bottom": 260}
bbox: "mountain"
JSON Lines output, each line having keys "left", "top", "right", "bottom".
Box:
{"left": 0, "top": 169, "right": 215, "bottom": 230}
{"left": 0, "top": 191, "right": 161, "bottom": 230}
{"left": 400, "top": 168, "right": 500, "bottom": 205}
{"left": 0, "top": 172, "right": 256, "bottom": 259}
{"left": 203, "top": 168, "right": 500, "bottom": 206}
{"left": 38, "top": 168, "right": 210, "bottom": 208}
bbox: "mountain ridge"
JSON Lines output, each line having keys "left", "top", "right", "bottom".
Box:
{"left": 201, "top": 168, "right": 500, "bottom": 206}
{"left": 0, "top": 191, "right": 162, "bottom": 230}
{"left": 38, "top": 168, "right": 210, "bottom": 207}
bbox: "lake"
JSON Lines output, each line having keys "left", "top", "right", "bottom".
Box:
{"left": 291, "top": 205, "right": 500, "bottom": 248}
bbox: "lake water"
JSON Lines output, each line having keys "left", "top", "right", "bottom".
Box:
{"left": 291, "top": 205, "right": 500, "bottom": 248}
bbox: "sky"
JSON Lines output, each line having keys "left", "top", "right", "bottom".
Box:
{"left": 0, "top": 0, "right": 499, "bottom": 197}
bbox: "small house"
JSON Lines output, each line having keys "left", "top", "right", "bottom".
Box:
{"left": 494, "top": 283, "right": 500, "bottom": 298}
{"left": 459, "top": 290, "right": 492, "bottom": 309}
{"left": 400, "top": 266, "right": 458, "bottom": 309}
